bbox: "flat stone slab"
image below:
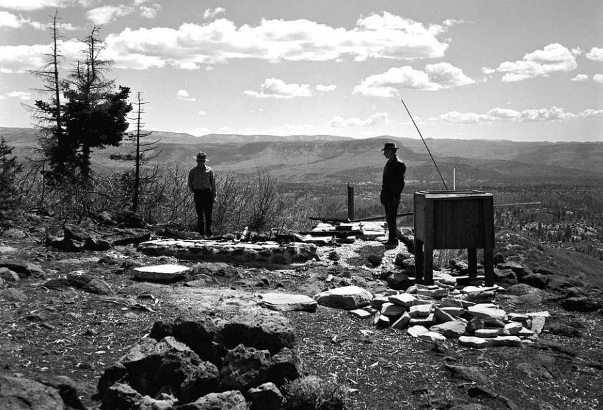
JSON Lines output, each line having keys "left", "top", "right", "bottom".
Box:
{"left": 314, "top": 285, "right": 373, "bottom": 310}
{"left": 258, "top": 293, "right": 317, "bottom": 312}
{"left": 132, "top": 264, "right": 190, "bottom": 282}
{"left": 137, "top": 239, "right": 317, "bottom": 265}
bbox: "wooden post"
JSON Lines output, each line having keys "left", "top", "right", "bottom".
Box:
{"left": 347, "top": 183, "right": 355, "bottom": 221}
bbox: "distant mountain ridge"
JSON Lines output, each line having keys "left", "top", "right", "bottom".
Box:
{"left": 2, "top": 127, "right": 602, "bottom": 185}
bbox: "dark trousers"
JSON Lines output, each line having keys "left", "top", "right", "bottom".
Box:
{"left": 193, "top": 189, "right": 213, "bottom": 235}
{"left": 381, "top": 193, "right": 400, "bottom": 242}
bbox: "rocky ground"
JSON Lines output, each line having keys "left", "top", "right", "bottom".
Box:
{"left": 1, "top": 213, "right": 603, "bottom": 409}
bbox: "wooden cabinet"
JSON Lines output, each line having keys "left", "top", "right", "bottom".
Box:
{"left": 413, "top": 190, "right": 494, "bottom": 286}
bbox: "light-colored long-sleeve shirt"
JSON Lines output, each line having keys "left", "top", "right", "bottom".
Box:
{"left": 188, "top": 165, "right": 216, "bottom": 197}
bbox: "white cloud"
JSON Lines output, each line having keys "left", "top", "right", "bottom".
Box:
{"left": 439, "top": 106, "right": 579, "bottom": 123}
{"left": 586, "top": 47, "right": 603, "bottom": 62}
{"left": 139, "top": 4, "right": 160, "bottom": 19}
{"left": 440, "top": 111, "right": 492, "bottom": 124}
{"left": 593, "top": 74, "right": 603, "bottom": 84}
{"left": 579, "top": 109, "right": 603, "bottom": 118}
{"left": 493, "top": 43, "right": 578, "bottom": 82}
{"left": 519, "top": 106, "right": 576, "bottom": 121}
{"left": 443, "top": 19, "right": 464, "bottom": 27}
{"left": 197, "top": 110, "right": 206, "bottom": 116}
{"left": 0, "top": 0, "right": 74, "bottom": 11}
{"left": 102, "top": 12, "right": 449, "bottom": 69}
{"left": 0, "top": 39, "right": 85, "bottom": 73}
{"left": 354, "top": 63, "right": 474, "bottom": 96}
{"left": 86, "top": 5, "right": 133, "bottom": 24}
{"left": 571, "top": 74, "right": 588, "bottom": 82}
{"left": 329, "top": 112, "right": 389, "bottom": 128}
{"left": 176, "top": 89, "right": 196, "bottom": 101}
{"left": 0, "top": 43, "right": 51, "bottom": 73}
{"left": 7, "top": 91, "right": 31, "bottom": 101}
{"left": 244, "top": 78, "right": 312, "bottom": 99}
{"left": 203, "top": 7, "right": 225, "bottom": 20}
{"left": 316, "top": 84, "right": 336, "bottom": 92}
{"left": 481, "top": 67, "right": 496, "bottom": 75}
{"left": 0, "top": 10, "right": 44, "bottom": 29}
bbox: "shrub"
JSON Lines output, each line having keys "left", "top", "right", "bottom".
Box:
{"left": 283, "top": 376, "right": 349, "bottom": 410}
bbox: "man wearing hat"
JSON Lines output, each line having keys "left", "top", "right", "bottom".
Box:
{"left": 380, "top": 142, "right": 406, "bottom": 248}
{"left": 188, "top": 152, "right": 216, "bottom": 236}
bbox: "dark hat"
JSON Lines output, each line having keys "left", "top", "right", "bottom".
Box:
{"left": 381, "top": 142, "right": 399, "bottom": 151}
{"left": 195, "top": 152, "right": 207, "bottom": 161}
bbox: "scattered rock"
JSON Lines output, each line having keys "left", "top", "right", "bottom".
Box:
{"left": 444, "top": 364, "right": 488, "bottom": 384}
{"left": 313, "top": 285, "right": 372, "bottom": 310}
{"left": 559, "top": 296, "right": 602, "bottom": 312}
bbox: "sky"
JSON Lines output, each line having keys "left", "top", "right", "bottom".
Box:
{"left": 0, "top": 0, "right": 602, "bottom": 142}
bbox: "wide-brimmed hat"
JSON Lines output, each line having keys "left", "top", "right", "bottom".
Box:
{"left": 381, "top": 142, "right": 399, "bottom": 151}
{"left": 194, "top": 152, "right": 208, "bottom": 161}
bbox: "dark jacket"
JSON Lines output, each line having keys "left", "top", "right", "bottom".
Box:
{"left": 381, "top": 156, "right": 406, "bottom": 197}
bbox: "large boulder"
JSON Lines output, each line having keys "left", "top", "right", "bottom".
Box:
{"left": 98, "top": 336, "right": 203, "bottom": 400}
{"left": 220, "top": 344, "right": 271, "bottom": 391}
{"left": 248, "top": 382, "right": 284, "bottom": 410}
{"left": 267, "top": 347, "right": 302, "bottom": 387}
{"left": 149, "top": 313, "right": 219, "bottom": 363}
{"left": 179, "top": 361, "right": 221, "bottom": 403}
{"left": 0, "top": 375, "right": 65, "bottom": 410}
{"left": 220, "top": 310, "right": 296, "bottom": 354}
{"left": 177, "top": 390, "right": 247, "bottom": 410}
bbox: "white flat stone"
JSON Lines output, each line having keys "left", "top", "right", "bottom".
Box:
{"left": 459, "top": 336, "right": 493, "bottom": 348}
{"left": 474, "top": 328, "right": 501, "bottom": 338}
{"left": 503, "top": 322, "right": 523, "bottom": 335}
{"left": 388, "top": 293, "right": 417, "bottom": 307}
{"left": 381, "top": 303, "right": 406, "bottom": 318}
{"left": 258, "top": 293, "right": 318, "bottom": 312}
{"left": 430, "top": 320, "right": 467, "bottom": 338}
{"left": 409, "top": 313, "right": 436, "bottom": 326}
{"left": 418, "top": 331, "right": 447, "bottom": 343}
{"left": 392, "top": 312, "right": 412, "bottom": 329}
{"left": 349, "top": 309, "right": 372, "bottom": 319}
{"left": 134, "top": 264, "right": 190, "bottom": 274}
{"left": 407, "top": 325, "right": 429, "bottom": 338}
{"left": 468, "top": 305, "right": 507, "bottom": 321}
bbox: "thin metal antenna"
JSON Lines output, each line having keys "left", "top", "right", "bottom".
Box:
{"left": 401, "top": 99, "right": 448, "bottom": 190}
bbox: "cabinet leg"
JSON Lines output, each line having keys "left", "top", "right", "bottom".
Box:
{"left": 424, "top": 242, "right": 434, "bottom": 285}
{"left": 414, "top": 238, "right": 424, "bottom": 284}
{"left": 468, "top": 248, "right": 477, "bottom": 278}
{"left": 484, "top": 245, "right": 494, "bottom": 286}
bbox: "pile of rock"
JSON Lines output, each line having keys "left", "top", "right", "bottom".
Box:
{"left": 97, "top": 309, "right": 324, "bottom": 409}
{"left": 302, "top": 221, "right": 387, "bottom": 243}
{"left": 313, "top": 284, "right": 547, "bottom": 348}
{"left": 137, "top": 239, "right": 318, "bottom": 265}
{"left": 48, "top": 223, "right": 151, "bottom": 252}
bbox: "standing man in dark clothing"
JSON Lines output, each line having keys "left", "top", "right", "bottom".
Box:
{"left": 188, "top": 152, "right": 216, "bottom": 237}
{"left": 380, "top": 142, "right": 406, "bottom": 248}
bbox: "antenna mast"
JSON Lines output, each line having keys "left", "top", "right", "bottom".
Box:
{"left": 401, "top": 99, "right": 448, "bottom": 190}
